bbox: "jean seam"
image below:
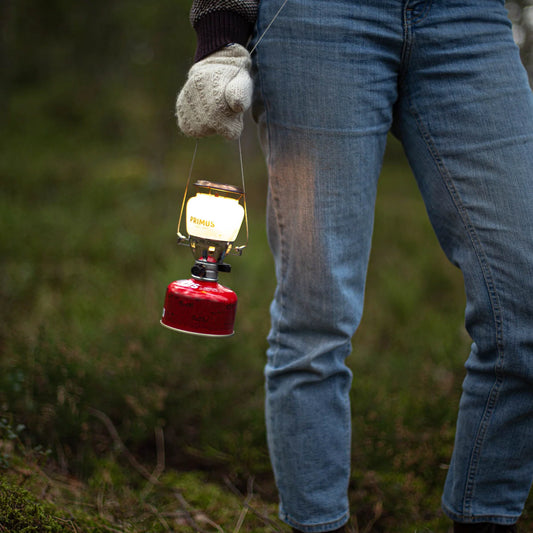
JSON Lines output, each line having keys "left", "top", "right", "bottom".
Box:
{"left": 404, "top": 0, "right": 433, "bottom": 26}
{"left": 282, "top": 508, "right": 349, "bottom": 533}
{"left": 400, "top": 5, "right": 413, "bottom": 72}
{"left": 401, "top": 0, "right": 433, "bottom": 69}
{"left": 254, "top": 20, "right": 286, "bottom": 494}
{"left": 441, "top": 503, "right": 520, "bottom": 526}
{"left": 405, "top": 94, "right": 506, "bottom": 516}
{"left": 253, "top": 16, "right": 286, "bottom": 363}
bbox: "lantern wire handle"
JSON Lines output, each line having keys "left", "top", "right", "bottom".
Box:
{"left": 224, "top": 0, "right": 289, "bottom": 253}
{"left": 227, "top": 0, "right": 291, "bottom": 253}
{"left": 249, "top": 0, "right": 289, "bottom": 56}
{"left": 176, "top": 0, "right": 289, "bottom": 250}
{"left": 176, "top": 139, "right": 199, "bottom": 244}
{"left": 176, "top": 138, "right": 248, "bottom": 254}
{"left": 235, "top": 136, "right": 249, "bottom": 254}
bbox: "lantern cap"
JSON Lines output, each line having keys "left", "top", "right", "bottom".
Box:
{"left": 194, "top": 180, "right": 244, "bottom": 196}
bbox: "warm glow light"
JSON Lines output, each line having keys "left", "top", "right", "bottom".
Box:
{"left": 186, "top": 193, "right": 244, "bottom": 242}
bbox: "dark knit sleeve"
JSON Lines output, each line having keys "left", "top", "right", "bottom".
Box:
{"left": 190, "top": 0, "right": 259, "bottom": 62}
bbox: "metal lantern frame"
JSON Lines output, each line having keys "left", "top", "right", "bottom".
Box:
{"left": 175, "top": 141, "right": 249, "bottom": 259}
{"left": 160, "top": 140, "right": 249, "bottom": 337}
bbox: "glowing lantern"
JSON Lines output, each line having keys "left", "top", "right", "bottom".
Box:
{"left": 161, "top": 180, "right": 247, "bottom": 337}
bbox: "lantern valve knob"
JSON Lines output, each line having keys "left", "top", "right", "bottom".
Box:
{"left": 217, "top": 263, "right": 232, "bottom": 273}
{"left": 191, "top": 263, "right": 207, "bottom": 278}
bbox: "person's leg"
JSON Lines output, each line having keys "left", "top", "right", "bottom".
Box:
{"left": 252, "top": 0, "right": 401, "bottom": 530}
{"left": 394, "top": 0, "right": 533, "bottom": 526}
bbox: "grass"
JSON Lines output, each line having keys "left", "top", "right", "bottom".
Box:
{"left": 2, "top": 3, "right": 533, "bottom": 529}
{"left": 0, "top": 115, "right": 468, "bottom": 531}
{"left": 0, "top": 428, "right": 283, "bottom": 532}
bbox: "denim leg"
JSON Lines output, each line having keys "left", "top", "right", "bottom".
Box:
{"left": 393, "top": 0, "right": 533, "bottom": 524}
{"left": 252, "top": 0, "right": 400, "bottom": 530}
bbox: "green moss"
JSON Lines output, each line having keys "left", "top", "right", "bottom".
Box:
{"left": 0, "top": 478, "right": 69, "bottom": 532}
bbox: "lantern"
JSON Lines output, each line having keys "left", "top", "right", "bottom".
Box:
{"left": 160, "top": 180, "right": 247, "bottom": 337}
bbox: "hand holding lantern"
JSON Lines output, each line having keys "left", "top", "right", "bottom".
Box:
{"left": 165, "top": 0, "right": 289, "bottom": 337}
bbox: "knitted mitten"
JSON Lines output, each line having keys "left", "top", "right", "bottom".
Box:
{"left": 176, "top": 44, "right": 253, "bottom": 140}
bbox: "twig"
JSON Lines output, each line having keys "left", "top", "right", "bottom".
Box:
{"left": 154, "top": 425, "right": 165, "bottom": 478}
{"left": 233, "top": 477, "right": 254, "bottom": 533}
{"left": 223, "top": 476, "right": 285, "bottom": 532}
{"left": 52, "top": 516, "right": 80, "bottom": 533}
{"left": 96, "top": 488, "right": 105, "bottom": 518}
{"left": 90, "top": 408, "right": 224, "bottom": 533}
{"left": 141, "top": 426, "right": 166, "bottom": 499}
{"left": 98, "top": 525, "right": 126, "bottom": 533}
{"left": 351, "top": 513, "right": 360, "bottom": 533}
{"left": 198, "top": 513, "right": 226, "bottom": 533}
{"left": 173, "top": 491, "right": 212, "bottom": 533}
{"left": 145, "top": 502, "right": 172, "bottom": 532}
{"left": 233, "top": 504, "right": 248, "bottom": 533}
{"left": 361, "top": 501, "right": 383, "bottom": 533}
{"left": 88, "top": 408, "right": 161, "bottom": 485}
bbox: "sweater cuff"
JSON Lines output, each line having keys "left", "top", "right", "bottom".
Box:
{"left": 193, "top": 10, "right": 253, "bottom": 62}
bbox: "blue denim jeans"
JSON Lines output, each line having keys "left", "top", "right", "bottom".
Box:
{"left": 251, "top": 0, "right": 533, "bottom": 531}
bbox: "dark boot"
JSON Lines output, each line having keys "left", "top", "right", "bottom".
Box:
{"left": 454, "top": 522, "right": 517, "bottom": 533}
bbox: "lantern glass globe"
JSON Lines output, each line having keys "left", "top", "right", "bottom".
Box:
{"left": 186, "top": 192, "right": 245, "bottom": 242}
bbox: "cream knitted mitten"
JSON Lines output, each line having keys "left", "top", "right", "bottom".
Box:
{"left": 176, "top": 44, "right": 253, "bottom": 140}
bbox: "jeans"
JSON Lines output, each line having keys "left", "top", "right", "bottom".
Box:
{"left": 251, "top": 0, "right": 533, "bottom": 531}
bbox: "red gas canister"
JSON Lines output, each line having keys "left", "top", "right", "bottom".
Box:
{"left": 161, "top": 278, "right": 238, "bottom": 337}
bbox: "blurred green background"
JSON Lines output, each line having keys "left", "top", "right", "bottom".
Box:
{"left": 1, "top": 1, "right": 532, "bottom": 531}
